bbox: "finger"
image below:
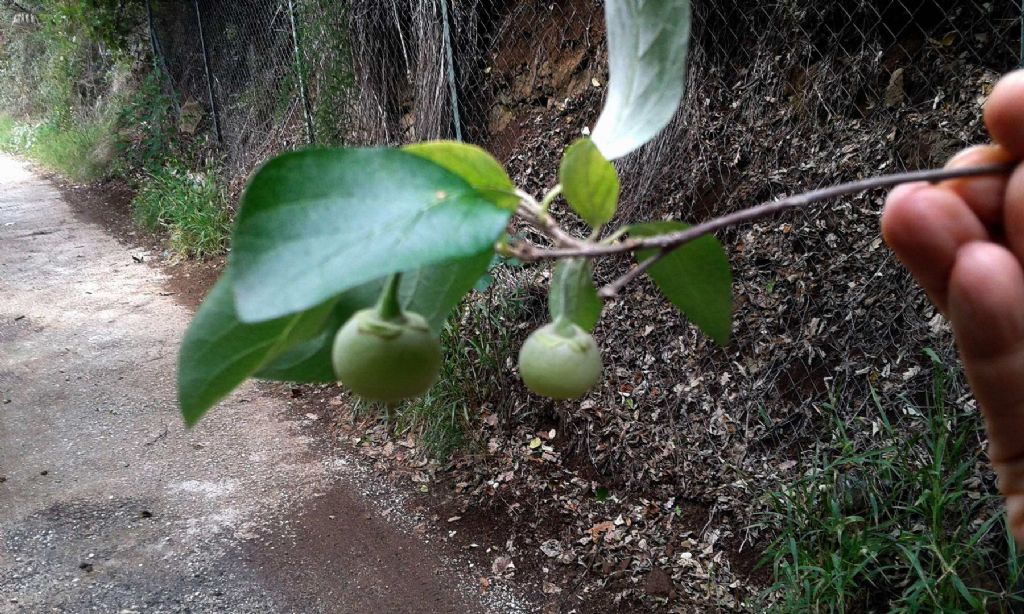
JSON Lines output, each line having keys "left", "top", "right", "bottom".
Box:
{"left": 1001, "top": 165, "right": 1024, "bottom": 263}
{"left": 941, "top": 144, "right": 1014, "bottom": 227}
{"left": 947, "top": 242, "right": 1024, "bottom": 543}
{"left": 1007, "top": 497, "right": 1024, "bottom": 545}
{"left": 882, "top": 184, "right": 989, "bottom": 312}
{"left": 985, "top": 70, "right": 1024, "bottom": 159}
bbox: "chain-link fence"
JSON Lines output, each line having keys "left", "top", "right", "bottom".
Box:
{"left": 147, "top": 0, "right": 1023, "bottom": 188}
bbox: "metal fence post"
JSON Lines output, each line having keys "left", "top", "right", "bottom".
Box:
{"left": 1019, "top": 0, "right": 1023, "bottom": 68}
{"left": 193, "top": 0, "right": 223, "bottom": 144}
{"left": 287, "top": 0, "right": 316, "bottom": 144}
{"left": 438, "top": 0, "right": 462, "bottom": 142}
{"left": 145, "top": 0, "right": 180, "bottom": 116}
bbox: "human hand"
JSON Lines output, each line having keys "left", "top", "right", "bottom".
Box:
{"left": 882, "top": 69, "right": 1024, "bottom": 542}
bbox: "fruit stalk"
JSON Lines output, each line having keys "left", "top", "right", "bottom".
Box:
{"left": 376, "top": 273, "right": 404, "bottom": 321}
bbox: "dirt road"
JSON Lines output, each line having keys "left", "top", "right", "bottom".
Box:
{"left": 0, "top": 156, "right": 518, "bottom": 613}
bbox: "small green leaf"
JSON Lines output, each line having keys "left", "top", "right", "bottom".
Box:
{"left": 559, "top": 138, "right": 620, "bottom": 228}
{"left": 529, "top": 437, "right": 543, "bottom": 450}
{"left": 549, "top": 258, "right": 602, "bottom": 332}
{"left": 231, "top": 148, "right": 512, "bottom": 323}
{"left": 592, "top": 0, "right": 691, "bottom": 160}
{"left": 630, "top": 221, "right": 732, "bottom": 345}
{"left": 177, "top": 273, "right": 340, "bottom": 426}
{"left": 403, "top": 140, "right": 519, "bottom": 210}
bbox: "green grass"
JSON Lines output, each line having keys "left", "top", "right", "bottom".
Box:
{"left": 0, "top": 115, "right": 16, "bottom": 150}
{"left": 29, "top": 121, "right": 114, "bottom": 182}
{"left": 132, "top": 164, "right": 230, "bottom": 259}
{"left": 760, "top": 353, "right": 1024, "bottom": 612}
{"left": 0, "top": 115, "right": 113, "bottom": 182}
{"left": 0, "top": 115, "right": 37, "bottom": 154}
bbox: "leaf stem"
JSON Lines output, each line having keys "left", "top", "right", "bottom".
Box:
{"left": 516, "top": 188, "right": 586, "bottom": 249}
{"left": 540, "top": 184, "right": 564, "bottom": 215}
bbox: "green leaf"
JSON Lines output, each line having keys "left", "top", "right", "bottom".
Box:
{"left": 630, "top": 221, "right": 732, "bottom": 345}
{"left": 255, "top": 252, "right": 493, "bottom": 383}
{"left": 559, "top": 138, "right": 620, "bottom": 228}
{"left": 252, "top": 330, "right": 339, "bottom": 383}
{"left": 254, "top": 281, "right": 382, "bottom": 383}
{"left": 549, "top": 258, "right": 602, "bottom": 332}
{"left": 403, "top": 141, "right": 519, "bottom": 210}
{"left": 181, "top": 253, "right": 491, "bottom": 410}
{"left": 592, "top": 0, "right": 691, "bottom": 160}
{"left": 177, "top": 273, "right": 340, "bottom": 426}
{"left": 230, "top": 148, "right": 512, "bottom": 323}
{"left": 401, "top": 250, "right": 494, "bottom": 333}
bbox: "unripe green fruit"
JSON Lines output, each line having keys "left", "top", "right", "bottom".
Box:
{"left": 518, "top": 321, "right": 602, "bottom": 400}
{"left": 331, "top": 308, "right": 442, "bottom": 404}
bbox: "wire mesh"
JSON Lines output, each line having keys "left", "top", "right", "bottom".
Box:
{"left": 147, "top": 0, "right": 1020, "bottom": 185}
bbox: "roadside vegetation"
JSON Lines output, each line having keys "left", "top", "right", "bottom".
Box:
{"left": 761, "top": 353, "right": 1022, "bottom": 611}
{"left": 0, "top": 1, "right": 228, "bottom": 258}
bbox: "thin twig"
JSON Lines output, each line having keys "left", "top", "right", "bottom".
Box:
{"left": 525, "top": 163, "right": 1015, "bottom": 263}
{"left": 599, "top": 250, "right": 665, "bottom": 298}
{"left": 591, "top": 162, "right": 1016, "bottom": 298}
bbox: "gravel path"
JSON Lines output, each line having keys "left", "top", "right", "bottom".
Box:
{"left": 0, "top": 156, "right": 505, "bottom": 613}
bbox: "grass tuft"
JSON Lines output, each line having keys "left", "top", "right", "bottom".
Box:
{"left": 760, "top": 353, "right": 1024, "bottom": 612}
{"left": 0, "top": 115, "right": 112, "bottom": 182}
{"left": 132, "top": 164, "right": 230, "bottom": 259}
{"left": 387, "top": 284, "right": 529, "bottom": 460}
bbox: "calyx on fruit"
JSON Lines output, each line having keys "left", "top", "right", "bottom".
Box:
{"left": 331, "top": 274, "right": 442, "bottom": 403}
{"left": 518, "top": 317, "right": 603, "bottom": 400}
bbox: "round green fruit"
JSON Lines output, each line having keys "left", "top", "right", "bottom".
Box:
{"left": 331, "top": 308, "right": 442, "bottom": 404}
{"left": 518, "top": 321, "right": 602, "bottom": 400}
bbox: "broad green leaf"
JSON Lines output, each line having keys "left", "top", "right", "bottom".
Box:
{"left": 631, "top": 221, "right": 732, "bottom": 345}
{"left": 255, "top": 252, "right": 494, "bottom": 382}
{"left": 177, "top": 273, "right": 339, "bottom": 426}
{"left": 549, "top": 258, "right": 602, "bottom": 332}
{"left": 401, "top": 250, "right": 494, "bottom": 332}
{"left": 559, "top": 138, "right": 620, "bottom": 228}
{"left": 592, "top": 0, "right": 691, "bottom": 160}
{"left": 403, "top": 141, "right": 519, "bottom": 210}
{"left": 231, "top": 148, "right": 513, "bottom": 323}
{"left": 254, "top": 281, "right": 383, "bottom": 383}
{"left": 253, "top": 329, "right": 340, "bottom": 383}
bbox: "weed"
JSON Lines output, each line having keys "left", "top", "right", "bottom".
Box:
{"left": 0, "top": 112, "right": 115, "bottom": 181}
{"left": 132, "top": 164, "right": 230, "bottom": 259}
{"left": 760, "top": 354, "right": 1024, "bottom": 612}
{"left": 0, "top": 115, "right": 33, "bottom": 152}
{"left": 390, "top": 281, "right": 529, "bottom": 460}
{"left": 28, "top": 121, "right": 114, "bottom": 182}
{"left": 112, "top": 71, "right": 176, "bottom": 176}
